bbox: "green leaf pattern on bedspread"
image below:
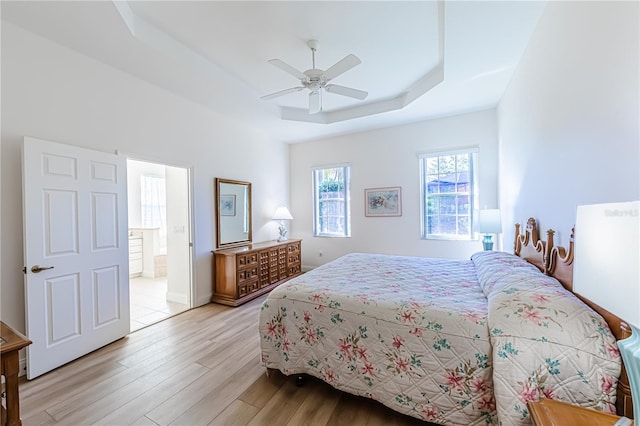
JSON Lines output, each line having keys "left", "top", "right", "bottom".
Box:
{"left": 259, "top": 252, "right": 621, "bottom": 426}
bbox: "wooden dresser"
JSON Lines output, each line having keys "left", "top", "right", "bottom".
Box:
{"left": 211, "top": 239, "right": 302, "bottom": 306}
{"left": 1, "top": 321, "right": 32, "bottom": 426}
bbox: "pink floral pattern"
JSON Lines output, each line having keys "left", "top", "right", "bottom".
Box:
{"left": 260, "top": 252, "right": 621, "bottom": 425}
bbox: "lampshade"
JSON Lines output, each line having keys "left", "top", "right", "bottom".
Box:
{"left": 478, "top": 209, "right": 502, "bottom": 234}
{"left": 272, "top": 206, "right": 293, "bottom": 221}
{"left": 573, "top": 201, "right": 640, "bottom": 329}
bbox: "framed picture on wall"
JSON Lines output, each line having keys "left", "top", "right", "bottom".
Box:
{"left": 220, "top": 194, "right": 236, "bottom": 216}
{"left": 365, "top": 187, "right": 402, "bottom": 217}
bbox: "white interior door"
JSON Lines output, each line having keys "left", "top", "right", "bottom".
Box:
{"left": 23, "top": 137, "right": 130, "bottom": 379}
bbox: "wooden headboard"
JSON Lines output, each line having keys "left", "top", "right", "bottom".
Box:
{"left": 514, "top": 217, "right": 546, "bottom": 273}
{"left": 514, "top": 219, "right": 633, "bottom": 418}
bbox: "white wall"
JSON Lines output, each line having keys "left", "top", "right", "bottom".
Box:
{"left": 0, "top": 23, "right": 289, "bottom": 331}
{"left": 166, "top": 165, "right": 191, "bottom": 305}
{"left": 289, "top": 109, "right": 499, "bottom": 269}
{"left": 497, "top": 1, "right": 639, "bottom": 248}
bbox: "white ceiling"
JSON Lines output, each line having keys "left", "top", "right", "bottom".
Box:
{"left": 1, "top": 1, "right": 546, "bottom": 143}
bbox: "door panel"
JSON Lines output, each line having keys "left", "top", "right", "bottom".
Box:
{"left": 23, "top": 136, "right": 129, "bottom": 379}
{"left": 45, "top": 190, "right": 79, "bottom": 255}
{"left": 93, "top": 266, "right": 121, "bottom": 326}
{"left": 43, "top": 153, "right": 78, "bottom": 178}
{"left": 46, "top": 274, "right": 81, "bottom": 344}
{"left": 92, "top": 192, "right": 118, "bottom": 249}
{"left": 91, "top": 161, "right": 117, "bottom": 182}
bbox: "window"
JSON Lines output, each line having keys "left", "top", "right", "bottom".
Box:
{"left": 420, "top": 149, "right": 478, "bottom": 240}
{"left": 313, "top": 165, "right": 351, "bottom": 237}
{"left": 141, "top": 175, "right": 167, "bottom": 249}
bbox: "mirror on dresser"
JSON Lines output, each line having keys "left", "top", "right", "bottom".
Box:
{"left": 215, "top": 178, "right": 252, "bottom": 248}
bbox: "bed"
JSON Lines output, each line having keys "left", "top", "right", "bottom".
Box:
{"left": 259, "top": 218, "right": 628, "bottom": 425}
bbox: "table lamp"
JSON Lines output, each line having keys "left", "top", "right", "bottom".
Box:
{"left": 479, "top": 209, "right": 502, "bottom": 251}
{"left": 272, "top": 206, "right": 293, "bottom": 242}
{"left": 573, "top": 201, "right": 639, "bottom": 422}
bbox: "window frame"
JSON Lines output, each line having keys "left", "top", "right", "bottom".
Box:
{"left": 312, "top": 163, "right": 351, "bottom": 238}
{"left": 419, "top": 148, "right": 479, "bottom": 241}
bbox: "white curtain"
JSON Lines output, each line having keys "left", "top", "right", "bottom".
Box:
{"left": 141, "top": 175, "right": 167, "bottom": 251}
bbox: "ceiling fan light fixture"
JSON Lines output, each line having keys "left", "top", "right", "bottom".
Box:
{"left": 309, "top": 90, "right": 321, "bottom": 115}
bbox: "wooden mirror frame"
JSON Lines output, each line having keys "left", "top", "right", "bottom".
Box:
{"left": 215, "top": 178, "right": 252, "bottom": 248}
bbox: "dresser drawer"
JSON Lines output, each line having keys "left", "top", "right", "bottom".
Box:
{"left": 238, "top": 279, "right": 260, "bottom": 297}
{"left": 289, "top": 264, "right": 301, "bottom": 275}
{"left": 288, "top": 241, "right": 300, "bottom": 253}
{"left": 237, "top": 252, "right": 259, "bottom": 268}
{"left": 129, "top": 238, "right": 142, "bottom": 256}
{"left": 237, "top": 266, "right": 258, "bottom": 283}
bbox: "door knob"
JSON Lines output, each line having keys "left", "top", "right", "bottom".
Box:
{"left": 31, "top": 265, "right": 54, "bottom": 273}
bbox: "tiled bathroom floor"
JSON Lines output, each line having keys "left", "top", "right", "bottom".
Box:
{"left": 129, "top": 276, "right": 189, "bottom": 332}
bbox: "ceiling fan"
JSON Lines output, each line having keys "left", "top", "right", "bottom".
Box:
{"left": 261, "top": 40, "right": 368, "bottom": 114}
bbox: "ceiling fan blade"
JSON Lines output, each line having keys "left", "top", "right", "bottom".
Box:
{"left": 268, "top": 59, "right": 307, "bottom": 81}
{"left": 260, "top": 86, "right": 305, "bottom": 100}
{"left": 324, "top": 84, "right": 368, "bottom": 100}
{"left": 322, "top": 54, "right": 361, "bottom": 81}
{"left": 309, "top": 90, "right": 321, "bottom": 114}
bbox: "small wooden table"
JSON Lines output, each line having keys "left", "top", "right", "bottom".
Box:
{"left": 1, "top": 322, "right": 32, "bottom": 426}
{"left": 528, "top": 398, "right": 633, "bottom": 426}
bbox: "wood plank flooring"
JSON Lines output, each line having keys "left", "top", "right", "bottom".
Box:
{"left": 19, "top": 295, "right": 430, "bottom": 425}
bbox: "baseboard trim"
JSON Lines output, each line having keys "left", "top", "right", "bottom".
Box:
{"left": 166, "top": 291, "right": 188, "bottom": 305}
{"left": 20, "top": 352, "right": 27, "bottom": 377}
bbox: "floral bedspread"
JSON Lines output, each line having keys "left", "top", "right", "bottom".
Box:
{"left": 260, "top": 253, "right": 496, "bottom": 425}
{"left": 472, "top": 251, "right": 620, "bottom": 425}
{"left": 259, "top": 252, "right": 621, "bottom": 425}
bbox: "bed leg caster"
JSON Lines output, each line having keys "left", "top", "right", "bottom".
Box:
{"left": 295, "top": 375, "right": 306, "bottom": 387}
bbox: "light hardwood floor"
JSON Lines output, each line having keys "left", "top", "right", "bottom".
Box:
{"left": 19, "top": 295, "right": 430, "bottom": 426}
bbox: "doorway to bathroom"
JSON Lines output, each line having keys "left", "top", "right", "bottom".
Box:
{"left": 127, "top": 159, "right": 192, "bottom": 331}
